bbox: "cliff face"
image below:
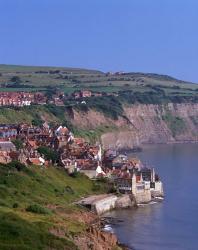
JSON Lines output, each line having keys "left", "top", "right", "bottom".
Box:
{"left": 124, "top": 103, "right": 198, "bottom": 144}
{"left": 70, "top": 103, "right": 198, "bottom": 150}
{"left": 74, "top": 225, "right": 119, "bottom": 250}
{"left": 72, "top": 211, "right": 121, "bottom": 250}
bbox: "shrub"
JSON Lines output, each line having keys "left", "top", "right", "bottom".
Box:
{"left": 70, "top": 170, "right": 80, "bottom": 178}
{"left": 32, "top": 114, "right": 43, "bottom": 126}
{"left": 7, "top": 161, "right": 26, "bottom": 172}
{"left": 26, "top": 204, "right": 51, "bottom": 215}
{"left": 11, "top": 139, "right": 23, "bottom": 150}
{"left": 92, "top": 183, "right": 101, "bottom": 192}
{"left": 37, "top": 146, "right": 58, "bottom": 163}
{"left": 75, "top": 96, "right": 123, "bottom": 120}
{"left": 13, "top": 203, "right": 19, "bottom": 208}
{"left": 10, "top": 76, "right": 21, "bottom": 84}
{"left": 163, "top": 113, "right": 186, "bottom": 137}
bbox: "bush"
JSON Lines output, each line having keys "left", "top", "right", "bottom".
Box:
{"left": 37, "top": 146, "right": 58, "bottom": 163}
{"left": 32, "top": 114, "right": 43, "bottom": 126}
{"left": 7, "top": 161, "right": 26, "bottom": 172}
{"left": 26, "top": 204, "right": 51, "bottom": 215}
{"left": 10, "top": 76, "right": 21, "bottom": 84}
{"left": 92, "top": 183, "right": 101, "bottom": 192}
{"left": 162, "top": 113, "right": 186, "bottom": 137}
{"left": 75, "top": 96, "right": 123, "bottom": 120}
{"left": 13, "top": 203, "right": 19, "bottom": 208}
{"left": 70, "top": 170, "right": 80, "bottom": 178}
{"left": 11, "top": 139, "right": 23, "bottom": 150}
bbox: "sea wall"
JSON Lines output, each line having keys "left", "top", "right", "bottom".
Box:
{"left": 78, "top": 188, "right": 163, "bottom": 214}
{"left": 79, "top": 194, "right": 134, "bottom": 215}
{"left": 115, "top": 194, "right": 135, "bottom": 208}
{"left": 135, "top": 190, "right": 152, "bottom": 204}
{"left": 93, "top": 195, "right": 118, "bottom": 215}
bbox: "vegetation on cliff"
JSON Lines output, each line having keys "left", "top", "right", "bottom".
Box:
{"left": 162, "top": 113, "right": 187, "bottom": 137}
{"left": 0, "top": 162, "right": 109, "bottom": 250}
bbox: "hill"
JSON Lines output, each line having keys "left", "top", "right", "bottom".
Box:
{"left": 0, "top": 64, "right": 197, "bottom": 95}
{"left": 0, "top": 162, "right": 110, "bottom": 250}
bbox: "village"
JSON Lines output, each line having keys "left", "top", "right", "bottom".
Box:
{"left": 0, "top": 121, "right": 163, "bottom": 208}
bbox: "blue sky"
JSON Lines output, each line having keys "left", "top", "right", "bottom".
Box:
{"left": 0, "top": 0, "right": 198, "bottom": 82}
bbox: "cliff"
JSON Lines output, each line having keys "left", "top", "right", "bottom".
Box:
{"left": 124, "top": 103, "right": 198, "bottom": 144}
{"left": 1, "top": 102, "right": 198, "bottom": 150}
{"left": 70, "top": 103, "right": 198, "bottom": 149}
{"left": 74, "top": 219, "right": 120, "bottom": 250}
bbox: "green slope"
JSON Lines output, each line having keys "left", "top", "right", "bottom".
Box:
{"left": 0, "top": 163, "right": 106, "bottom": 250}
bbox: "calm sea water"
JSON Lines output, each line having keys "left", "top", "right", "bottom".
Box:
{"left": 104, "top": 144, "right": 198, "bottom": 250}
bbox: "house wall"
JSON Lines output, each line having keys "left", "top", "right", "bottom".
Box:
{"left": 151, "top": 181, "right": 164, "bottom": 197}
{"left": 80, "top": 170, "right": 96, "bottom": 179}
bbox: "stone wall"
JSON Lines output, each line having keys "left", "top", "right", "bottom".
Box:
{"left": 135, "top": 189, "right": 151, "bottom": 204}
{"left": 115, "top": 194, "right": 135, "bottom": 208}
{"left": 79, "top": 194, "right": 134, "bottom": 215}
{"left": 93, "top": 195, "right": 118, "bottom": 215}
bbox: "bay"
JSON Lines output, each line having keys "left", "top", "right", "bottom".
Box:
{"left": 104, "top": 144, "right": 198, "bottom": 250}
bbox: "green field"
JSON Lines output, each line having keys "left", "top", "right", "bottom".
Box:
{"left": 0, "top": 64, "right": 198, "bottom": 96}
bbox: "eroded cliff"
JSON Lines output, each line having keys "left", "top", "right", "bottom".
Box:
{"left": 70, "top": 103, "right": 198, "bottom": 149}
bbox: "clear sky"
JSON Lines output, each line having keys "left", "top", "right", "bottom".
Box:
{"left": 0, "top": 0, "right": 198, "bottom": 82}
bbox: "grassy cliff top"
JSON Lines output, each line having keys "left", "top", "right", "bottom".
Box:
{"left": 0, "top": 64, "right": 197, "bottom": 93}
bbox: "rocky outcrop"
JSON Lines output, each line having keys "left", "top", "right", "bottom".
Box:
{"left": 74, "top": 225, "right": 119, "bottom": 250}
{"left": 71, "top": 211, "right": 123, "bottom": 250}
{"left": 101, "top": 130, "right": 140, "bottom": 150}
{"left": 71, "top": 109, "right": 127, "bottom": 129}
{"left": 70, "top": 103, "right": 198, "bottom": 150}
{"left": 50, "top": 209, "right": 123, "bottom": 250}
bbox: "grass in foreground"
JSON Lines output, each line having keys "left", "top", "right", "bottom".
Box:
{"left": 0, "top": 163, "right": 107, "bottom": 250}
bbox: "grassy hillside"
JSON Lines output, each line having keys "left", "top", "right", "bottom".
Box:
{"left": 0, "top": 64, "right": 197, "bottom": 95}
{"left": 0, "top": 163, "right": 107, "bottom": 250}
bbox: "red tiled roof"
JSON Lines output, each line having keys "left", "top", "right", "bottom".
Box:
{"left": 28, "top": 158, "right": 41, "bottom": 165}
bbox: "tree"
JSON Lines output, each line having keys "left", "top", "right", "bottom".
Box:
{"left": 10, "top": 76, "right": 21, "bottom": 84}
{"left": 11, "top": 139, "right": 23, "bottom": 150}
{"left": 37, "top": 146, "right": 58, "bottom": 163}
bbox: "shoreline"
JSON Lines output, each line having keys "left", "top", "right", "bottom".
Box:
{"left": 99, "top": 215, "right": 132, "bottom": 250}
{"left": 117, "top": 140, "right": 198, "bottom": 155}
{"left": 101, "top": 214, "right": 135, "bottom": 250}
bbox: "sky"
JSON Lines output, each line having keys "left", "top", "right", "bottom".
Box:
{"left": 0, "top": 0, "right": 198, "bottom": 82}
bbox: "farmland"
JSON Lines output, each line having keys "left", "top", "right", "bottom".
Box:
{"left": 0, "top": 64, "right": 197, "bottom": 97}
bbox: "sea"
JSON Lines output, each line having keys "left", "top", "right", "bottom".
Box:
{"left": 104, "top": 143, "right": 198, "bottom": 250}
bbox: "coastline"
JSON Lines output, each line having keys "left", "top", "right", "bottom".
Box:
{"left": 101, "top": 216, "right": 131, "bottom": 250}
{"left": 73, "top": 210, "right": 130, "bottom": 250}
